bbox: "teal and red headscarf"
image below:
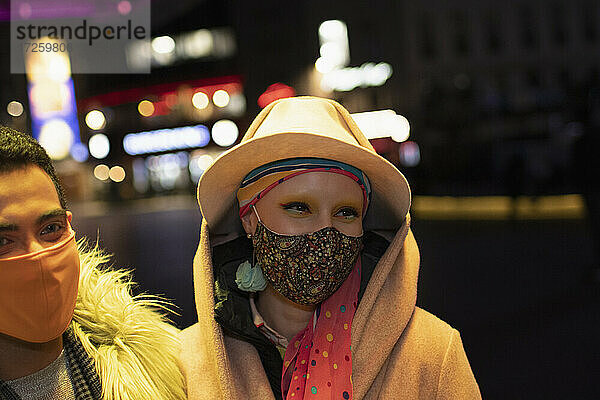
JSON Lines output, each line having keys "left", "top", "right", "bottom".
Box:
{"left": 237, "top": 157, "right": 372, "bottom": 219}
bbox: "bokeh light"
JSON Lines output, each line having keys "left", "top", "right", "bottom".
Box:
{"left": 38, "top": 119, "right": 74, "bottom": 160}
{"left": 391, "top": 115, "right": 411, "bottom": 143}
{"left": 89, "top": 133, "right": 110, "bottom": 159}
{"left": 138, "top": 100, "right": 155, "bottom": 117}
{"left": 189, "top": 153, "right": 215, "bottom": 183}
{"left": 212, "top": 90, "right": 230, "bottom": 108}
{"left": 7, "top": 101, "right": 24, "bottom": 117}
{"left": 117, "top": 0, "right": 132, "bottom": 15}
{"left": 212, "top": 119, "right": 238, "bottom": 147}
{"left": 319, "top": 20, "right": 347, "bottom": 42}
{"left": 109, "top": 166, "right": 126, "bottom": 182}
{"left": 399, "top": 141, "right": 421, "bottom": 167}
{"left": 315, "top": 57, "right": 335, "bottom": 74}
{"left": 123, "top": 125, "right": 210, "bottom": 155}
{"left": 93, "top": 164, "right": 110, "bottom": 181}
{"left": 85, "top": 110, "right": 106, "bottom": 130}
{"left": 192, "top": 91, "right": 209, "bottom": 109}
{"left": 152, "top": 36, "right": 176, "bottom": 54}
{"left": 70, "top": 142, "right": 89, "bottom": 162}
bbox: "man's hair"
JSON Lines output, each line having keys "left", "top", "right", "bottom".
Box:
{"left": 0, "top": 126, "right": 67, "bottom": 209}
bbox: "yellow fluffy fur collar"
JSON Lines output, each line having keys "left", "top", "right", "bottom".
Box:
{"left": 70, "top": 240, "right": 186, "bottom": 400}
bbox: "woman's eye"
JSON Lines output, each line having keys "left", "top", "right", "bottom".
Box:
{"left": 335, "top": 207, "right": 359, "bottom": 219}
{"left": 40, "top": 223, "right": 66, "bottom": 240}
{"left": 282, "top": 202, "right": 311, "bottom": 214}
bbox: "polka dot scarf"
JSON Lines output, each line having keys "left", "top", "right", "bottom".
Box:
{"left": 281, "top": 258, "right": 360, "bottom": 400}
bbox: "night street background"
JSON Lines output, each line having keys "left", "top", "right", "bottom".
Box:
{"left": 2, "top": 0, "right": 600, "bottom": 397}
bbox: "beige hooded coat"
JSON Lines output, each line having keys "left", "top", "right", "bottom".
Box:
{"left": 180, "top": 214, "right": 481, "bottom": 399}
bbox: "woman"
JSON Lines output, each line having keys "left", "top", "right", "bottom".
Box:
{"left": 180, "top": 97, "right": 481, "bottom": 399}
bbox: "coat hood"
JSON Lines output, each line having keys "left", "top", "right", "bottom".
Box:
{"left": 350, "top": 216, "right": 417, "bottom": 398}
{"left": 71, "top": 240, "right": 186, "bottom": 400}
{"left": 181, "top": 211, "right": 419, "bottom": 399}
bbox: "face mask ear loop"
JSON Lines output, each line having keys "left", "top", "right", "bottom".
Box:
{"left": 252, "top": 205, "right": 263, "bottom": 225}
{"left": 250, "top": 205, "right": 259, "bottom": 268}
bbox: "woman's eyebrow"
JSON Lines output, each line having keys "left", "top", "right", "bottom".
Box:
{"left": 36, "top": 209, "right": 67, "bottom": 225}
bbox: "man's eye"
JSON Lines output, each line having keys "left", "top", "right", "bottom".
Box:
{"left": 335, "top": 207, "right": 359, "bottom": 219}
{"left": 40, "top": 223, "right": 65, "bottom": 239}
{"left": 282, "top": 202, "right": 311, "bottom": 214}
{"left": 0, "top": 237, "right": 14, "bottom": 257}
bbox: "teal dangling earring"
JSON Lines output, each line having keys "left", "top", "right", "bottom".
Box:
{"left": 235, "top": 233, "right": 267, "bottom": 292}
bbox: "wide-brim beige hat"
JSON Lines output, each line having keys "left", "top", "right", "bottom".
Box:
{"left": 198, "top": 96, "right": 411, "bottom": 233}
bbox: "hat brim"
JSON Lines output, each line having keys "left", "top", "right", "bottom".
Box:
{"left": 198, "top": 131, "right": 411, "bottom": 234}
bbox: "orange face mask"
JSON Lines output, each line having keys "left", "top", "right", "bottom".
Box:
{"left": 0, "top": 230, "right": 80, "bottom": 343}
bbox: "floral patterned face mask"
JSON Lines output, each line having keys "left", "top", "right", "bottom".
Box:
{"left": 252, "top": 210, "right": 362, "bottom": 306}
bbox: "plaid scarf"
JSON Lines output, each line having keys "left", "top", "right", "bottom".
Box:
{"left": 0, "top": 328, "right": 102, "bottom": 400}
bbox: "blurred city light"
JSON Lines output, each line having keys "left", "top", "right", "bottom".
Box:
{"left": 321, "top": 62, "right": 393, "bottom": 92}
{"left": 212, "top": 119, "right": 238, "bottom": 147}
{"left": 28, "top": 82, "right": 71, "bottom": 114}
{"left": 117, "top": 0, "right": 132, "bottom": 15}
{"left": 145, "top": 153, "right": 188, "bottom": 190}
{"left": 319, "top": 42, "right": 347, "bottom": 67}
{"left": 25, "top": 38, "right": 80, "bottom": 154}
{"left": 123, "top": 125, "right": 210, "bottom": 155}
{"left": 213, "top": 90, "right": 230, "bottom": 107}
{"left": 189, "top": 152, "right": 215, "bottom": 183}
{"left": 127, "top": 28, "right": 236, "bottom": 70}
{"left": 85, "top": 109, "right": 106, "bottom": 130}
{"left": 364, "top": 62, "right": 393, "bottom": 86}
{"left": 93, "top": 164, "right": 110, "bottom": 181}
{"left": 70, "top": 142, "right": 89, "bottom": 162}
{"left": 182, "top": 29, "right": 213, "bottom": 58}
{"left": 411, "top": 195, "right": 585, "bottom": 220}
{"left": 351, "top": 110, "right": 410, "bottom": 141}
{"left": 192, "top": 91, "right": 210, "bottom": 109}
{"left": 47, "top": 55, "right": 71, "bottom": 83}
{"left": 196, "top": 154, "right": 214, "bottom": 170}
{"left": 391, "top": 115, "right": 411, "bottom": 143}
{"left": 19, "top": 2, "right": 32, "bottom": 19}
{"left": 38, "top": 119, "right": 74, "bottom": 160}
{"left": 315, "top": 56, "right": 336, "bottom": 74}
{"left": 132, "top": 158, "right": 149, "bottom": 193}
{"left": 138, "top": 100, "right": 155, "bottom": 117}
{"left": 399, "top": 141, "right": 421, "bottom": 167}
{"left": 315, "top": 20, "right": 392, "bottom": 93}
{"left": 152, "top": 36, "right": 176, "bottom": 54}
{"left": 165, "top": 93, "right": 178, "bottom": 109}
{"left": 227, "top": 93, "right": 247, "bottom": 116}
{"left": 88, "top": 133, "right": 110, "bottom": 159}
{"left": 317, "top": 20, "right": 350, "bottom": 73}
{"left": 78, "top": 77, "right": 243, "bottom": 112}
{"left": 319, "top": 20, "right": 348, "bottom": 42}
{"left": 6, "top": 101, "right": 24, "bottom": 117}
{"left": 109, "top": 166, "right": 126, "bottom": 183}
{"left": 258, "top": 83, "right": 296, "bottom": 108}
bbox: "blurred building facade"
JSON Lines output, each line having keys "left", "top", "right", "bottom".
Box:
{"left": 393, "top": 0, "right": 597, "bottom": 196}
{"left": 1, "top": 0, "right": 598, "bottom": 201}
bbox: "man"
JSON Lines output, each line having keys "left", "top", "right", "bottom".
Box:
{"left": 0, "top": 126, "right": 186, "bottom": 399}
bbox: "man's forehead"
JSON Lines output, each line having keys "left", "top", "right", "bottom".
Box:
{"left": 0, "top": 165, "right": 62, "bottom": 214}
